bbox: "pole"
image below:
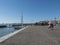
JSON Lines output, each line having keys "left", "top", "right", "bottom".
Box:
{"left": 21, "top": 12, "right": 23, "bottom": 28}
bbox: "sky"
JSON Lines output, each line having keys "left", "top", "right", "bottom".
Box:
{"left": 0, "top": 0, "right": 60, "bottom": 23}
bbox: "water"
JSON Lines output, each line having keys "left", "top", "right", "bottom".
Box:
{"left": 0, "top": 28, "right": 16, "bottom": 37}
{"left": 0, "top": 24, "right": 27, "bottom": 37}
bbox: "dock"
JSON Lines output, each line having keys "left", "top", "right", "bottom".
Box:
{"left": 0, "top": 25, "right": 60, "bottom": 45}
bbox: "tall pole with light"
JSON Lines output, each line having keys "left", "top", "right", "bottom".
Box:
{"left": 54, "top": 17, "right": 57, "bottom": 26}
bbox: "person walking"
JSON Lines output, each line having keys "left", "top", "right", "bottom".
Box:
{"left": 48, "top": 21, "right": 54, "bottom": 30}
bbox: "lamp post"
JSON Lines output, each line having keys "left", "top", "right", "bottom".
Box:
{"left": 54, "top": 17, "right": 57, "bottom": 26}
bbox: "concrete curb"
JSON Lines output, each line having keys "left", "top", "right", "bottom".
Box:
{"left": 0, "top": 26, "right": 29, "bottom": 43}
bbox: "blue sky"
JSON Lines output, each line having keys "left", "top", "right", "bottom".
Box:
{"left": 0, "top": 0, "right": 60, "bottom": 23}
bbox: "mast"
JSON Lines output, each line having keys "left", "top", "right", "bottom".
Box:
{"left": 21, "top": 12, "right": 23, "bottom": 28}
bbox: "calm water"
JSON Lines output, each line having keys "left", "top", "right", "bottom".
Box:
{"left": 0, "top": 25, "right": 27, "bottom": 37}
{"left": 0, "top": 28, "right": 16, "bottom": 37}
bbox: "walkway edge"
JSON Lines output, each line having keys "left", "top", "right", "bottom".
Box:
{"left": 0, "top": 26, "right": 29, "bottom": 43}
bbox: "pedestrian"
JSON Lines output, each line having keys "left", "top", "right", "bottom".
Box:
{"left": 48, "top": 21, "right": 54, "bottom": 30}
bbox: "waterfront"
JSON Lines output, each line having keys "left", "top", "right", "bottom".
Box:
{"left": 0, "top": 26, "right": 60, "bottom": 45}
{"left": 0, "top": 28, "right": 16, "bottom": 37}
{"left": 0, "top": 24, "right": 27, "bottom": 38}
{"left": 0, "top": 24, "right": 28, "bottom": 38}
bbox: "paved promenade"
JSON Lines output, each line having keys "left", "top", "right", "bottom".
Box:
{"left": 0, "top": 26, "right": 60, "bottom": 45}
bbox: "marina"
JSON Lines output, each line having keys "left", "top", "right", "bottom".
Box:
{"left": 0, "top": 24, "right": 28, "bottom": 38}
{"left": 0, "top": 0, "right": 60, "bottom": 45}
{"left": 0, "top": 26, "right": 60, "bottom": 45}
